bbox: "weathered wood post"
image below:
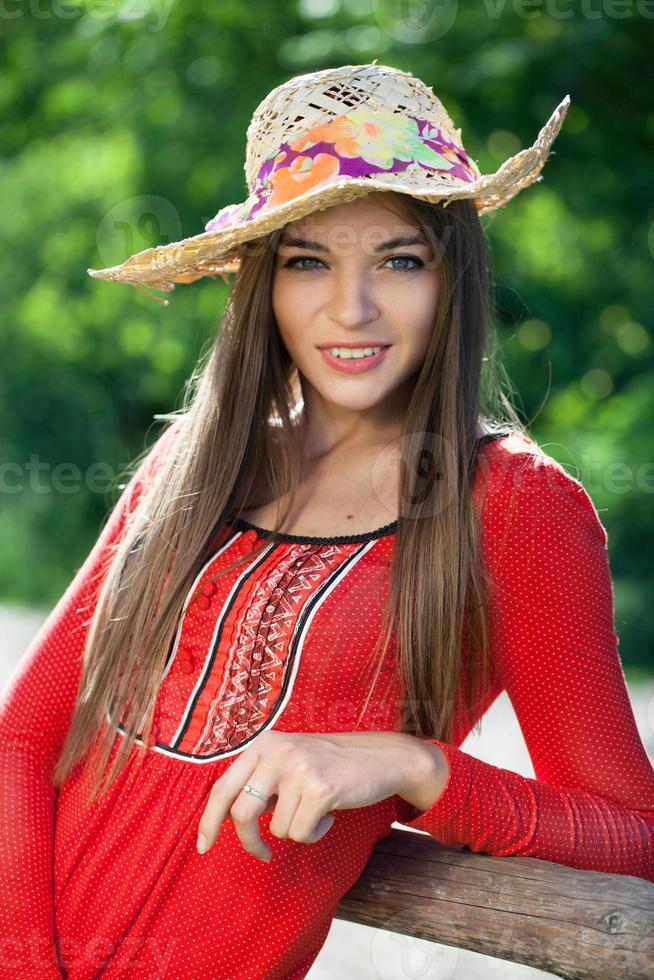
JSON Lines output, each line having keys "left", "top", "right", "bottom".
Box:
{"left": 336, "top": 827, "right": 654, "bottom": 980}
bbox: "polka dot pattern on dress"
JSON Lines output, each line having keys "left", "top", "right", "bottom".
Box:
{"left": 1, "top": 422, "right": 653, "bottom": 980}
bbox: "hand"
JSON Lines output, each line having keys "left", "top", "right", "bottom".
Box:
{"left": 196, "top": 729, "right": 438, "bottom": 862}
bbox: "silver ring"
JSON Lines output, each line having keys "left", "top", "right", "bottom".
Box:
{"left": 242, "top": 782, "right": 270, "bottom": 802}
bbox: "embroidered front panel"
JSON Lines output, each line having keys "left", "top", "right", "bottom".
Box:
{"left": 112, "top": 527, "right": 393, "bottom": 763}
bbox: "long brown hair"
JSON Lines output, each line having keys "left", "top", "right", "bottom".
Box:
{"left": 53, "top": 192, "right": 526, "bottom": 804}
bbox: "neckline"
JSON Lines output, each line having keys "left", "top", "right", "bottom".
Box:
{"left": 225, "top": 515, "right": 398, "bottom": 545}
{"left": 225, "top": 431, "right": 509, "bottom": 546}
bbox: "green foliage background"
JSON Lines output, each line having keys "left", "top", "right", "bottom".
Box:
{"left": 2, "top": 1, "right": 652, "bottom": 676}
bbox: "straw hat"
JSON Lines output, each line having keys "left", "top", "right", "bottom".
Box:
{"left": 87, "top": 62, "right": 570, "bottom": 304}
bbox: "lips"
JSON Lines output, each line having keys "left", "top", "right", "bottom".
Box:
{"left": 316, "top": 342, "right": 391, "bottom": 350}
{"left": 318, "top": 344, "right": 391, "bottom": 374}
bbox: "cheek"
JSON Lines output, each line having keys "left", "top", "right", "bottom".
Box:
{"left": 271, "top": 276, "right": 287, "bottom": 325}
{"left": 271, "top": 279, "right": 294, "bottom": 347}
{"left": 273, "top": 276, "right": 314, "bottom": 327}
{"left": 390, "top": 278, "right": 438, "bottom": 341}
{"left": 272, "top": 278, "right": 316, "bottom": 361}
{"left": 393, "top": 290, "right": 438, "bottom": 374}
{"left": 421, "top": 270, "right": 440, "bottom": 311}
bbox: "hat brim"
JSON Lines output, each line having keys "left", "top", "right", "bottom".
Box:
{"left": 87, "top": 95, "right": 570, "bottom": 295}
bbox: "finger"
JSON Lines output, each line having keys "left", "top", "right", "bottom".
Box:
{"left": 229, "top": 774, "right": 277, "bottom": 862}
{"left": 306, "top": 811, "right": 336, "bottom": 843}
{"left": 267, "top": 779, "right": 302, "bottom": 839}
{"left": 197, "top": 754, "right": 259, "bottom": 853}
{"left": 288, "top": 786, "right": 337, "bottom": 843}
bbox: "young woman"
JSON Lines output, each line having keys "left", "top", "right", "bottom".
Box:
{"left": 2, "top": 63, "right": 653, "bottom": 979}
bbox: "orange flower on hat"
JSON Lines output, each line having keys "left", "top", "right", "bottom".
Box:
{"left": 267, "top": 153, "right": 340, "bottom": 208}
{"left": 290, "top": 115, "right": 369, "bottom": 157}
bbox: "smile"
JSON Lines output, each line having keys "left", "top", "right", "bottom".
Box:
{"left": 318, "top": 345, "right": 391, "bottom": 374}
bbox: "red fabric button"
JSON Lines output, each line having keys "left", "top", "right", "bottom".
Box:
{"left": 194, "top": 594, "right": 211, "bottom": 610}
{"left": 201, "top": 580, "right": 217, "bottom": 597}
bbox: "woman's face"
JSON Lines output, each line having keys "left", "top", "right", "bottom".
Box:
{"left": 272, "top": 193, "right": 440, "bottom": 430}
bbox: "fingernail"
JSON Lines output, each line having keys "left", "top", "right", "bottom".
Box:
{"left": 197, "top": 834, "right": 208, "bottom": 854}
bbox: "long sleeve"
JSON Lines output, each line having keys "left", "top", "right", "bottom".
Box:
{"left": 0, "top": 421, "right": 183, "bottom": 978}
{"left": 396, "top": 444, "right": 654, "bottom": 883}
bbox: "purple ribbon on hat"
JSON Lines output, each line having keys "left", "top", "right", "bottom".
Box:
{"left": 206, "top": 111, "right": 479, "bottom": 234}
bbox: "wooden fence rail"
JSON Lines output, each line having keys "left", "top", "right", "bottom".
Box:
{"left": 335, "top": 827, "right": 654, "bottom": 980}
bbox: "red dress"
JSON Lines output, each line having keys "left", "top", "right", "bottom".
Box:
{"left": 1, "top": 423, "right": 653, "bottom": 979}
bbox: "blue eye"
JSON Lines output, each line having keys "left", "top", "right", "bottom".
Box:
{"left": 284, "top": 256, "right": 324, "bottom": 272}
{"left": 387, "top": 255, "right": 423, "bottom": 273}
{"left": 282, "top": 255, "right": 424, "bottom": 273}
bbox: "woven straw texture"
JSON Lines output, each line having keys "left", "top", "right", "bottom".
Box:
{"left": 87, "top": 63, "right": 570, "bottom": 297}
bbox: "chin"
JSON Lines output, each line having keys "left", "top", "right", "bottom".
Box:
{"left": 318, "top": 384, "right": 395, "bottom": 411}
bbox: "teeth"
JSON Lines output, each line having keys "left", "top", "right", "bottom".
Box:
{"left": 326, "top": 346, "right": 385, "bottom": 359}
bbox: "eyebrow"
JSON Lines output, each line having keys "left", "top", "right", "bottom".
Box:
{"left": 278, "top": 234, "right": 429, "bottom": 253}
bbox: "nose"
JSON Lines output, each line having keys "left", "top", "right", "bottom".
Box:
{"left": 324, "top": 270, "right": 380, "bottom": 328}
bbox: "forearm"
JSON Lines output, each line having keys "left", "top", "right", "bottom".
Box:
{"left": 0, "top": 760, "right": 63, "bottom": 978}
{"left": 320, "top": 730, "right": 450, "bottom": 812}
{"left": 395, "top": 740, "right": 654, "bottom": 882}
{"left": 394, "top": 736, "right": 450, "bottom": 813}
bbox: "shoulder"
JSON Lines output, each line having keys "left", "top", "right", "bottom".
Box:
{"left": 474, "top": 429, "right": 609, "bottom": 553}
{"left": 144, "top": 414, "right": 187, "bottom": 472}
{"left": 120, "top": 414, "right": 188, "bottom": 503}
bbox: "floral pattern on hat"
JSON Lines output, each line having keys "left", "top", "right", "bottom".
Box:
{"left": 205, "top": 110, "right": 479, "bottom": 234}
{"left": 289, "top": 109, "right": 456, "bottom": 172}
{"left": 267, "top": 152, "right": 340, "bottom": 208}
